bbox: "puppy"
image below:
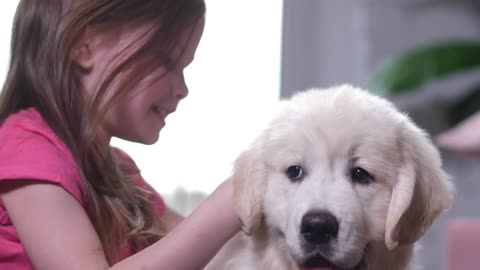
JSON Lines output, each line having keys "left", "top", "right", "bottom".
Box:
{"left": 206, "top": 85, "right": 454, "bottom": 270}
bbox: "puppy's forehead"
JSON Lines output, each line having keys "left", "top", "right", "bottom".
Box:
{"left": 269, "top": 86, "right": 403, "bottom": 148}
{"left": 258, "top": 86, "right": 406, "bottom": 183}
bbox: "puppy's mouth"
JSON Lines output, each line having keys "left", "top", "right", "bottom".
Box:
{"left": 299, "top": 254, "right": 339, "bottom": 270}
{"left": 297, "top": 246, "right": 367, "bottom": 270}
{"left": 298, "top": 255, "right": 364, "bottom": 270}
{"left": 274, "top": 228, "right": 366, "bottom": 270}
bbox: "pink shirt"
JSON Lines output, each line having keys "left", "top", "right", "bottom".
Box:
{"left": 0, "top": 108, "right": 166, "bottom": 270}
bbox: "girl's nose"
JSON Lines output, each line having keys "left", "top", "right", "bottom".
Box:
{"left": 173, "top": 71, "right": 188, "bottom": 99}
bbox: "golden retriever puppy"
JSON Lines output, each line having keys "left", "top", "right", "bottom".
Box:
{"left": 206, "top": 85, "right": 454, "bottom": 270}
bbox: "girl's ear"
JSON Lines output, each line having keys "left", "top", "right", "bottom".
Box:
{"left": 70, "top": 29, "right": 96, "bottom": 71}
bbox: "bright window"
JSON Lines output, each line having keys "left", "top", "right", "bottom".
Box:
{"left": 0, "top": 2, "right": 18, "bottom": 85}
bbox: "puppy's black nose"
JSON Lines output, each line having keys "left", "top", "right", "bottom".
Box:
{"left": 301, "top": 210, "right": 339, "bottom": 244}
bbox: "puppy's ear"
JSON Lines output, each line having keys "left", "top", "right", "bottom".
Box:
{"left": 233, "top": 141, "right": 267, "bottom": 235}
{"left": 385, "top": 122, "right": 454, "bottom": 250}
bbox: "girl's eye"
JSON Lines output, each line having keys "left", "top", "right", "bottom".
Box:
{"left": 351, "top": 167, "right": 374, "bottom": 185}
{"left": 286, "top": 165, "right": 304, "bottom": 182}
{"left": 164, "top": 58, "right": 176, "bottom": 70}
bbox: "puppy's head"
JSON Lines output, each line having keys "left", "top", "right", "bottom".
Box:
{"left": 233, "top": 85, "right": 454, "bottom": 269}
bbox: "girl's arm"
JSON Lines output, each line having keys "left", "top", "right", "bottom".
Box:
{"left": 0, "top": 178, "right": 240, "bottom": 270}
{"left": 162, "top": 206, "right": 185, "bottom": 231}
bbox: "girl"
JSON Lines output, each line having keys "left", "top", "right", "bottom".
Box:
{"left": 0, "top": 0, "right": 240, "bottom": 269}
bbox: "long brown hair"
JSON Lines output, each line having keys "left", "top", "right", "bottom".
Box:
{"left": 0, "top": 0, "right": 205, "bottom": 264}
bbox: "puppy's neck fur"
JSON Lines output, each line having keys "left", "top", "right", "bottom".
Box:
{"left": 362, "top": 240, "right": 417, "bottom": 270}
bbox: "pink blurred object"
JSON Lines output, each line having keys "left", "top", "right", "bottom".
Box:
{"left": 436, "top": 112, "right": 480, "bottom": 157}
{"left": 447, "top": 219, "right": 480, "bottom": 270}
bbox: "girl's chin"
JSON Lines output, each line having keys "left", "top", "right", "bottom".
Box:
{"left": 141, "top": 133, "right": 161, "bottom": 145}
{"left": 120, "top": 131, "right": 161, "bottom": 145}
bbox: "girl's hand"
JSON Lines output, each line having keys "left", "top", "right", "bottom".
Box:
{"left": 436, "top": 112, "right": 480, "bottom": 157}
{"left": 113, "top": 178, "right": 241, "bottom": 270}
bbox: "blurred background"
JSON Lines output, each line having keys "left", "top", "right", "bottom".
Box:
{"left": 2, "top": 1, "right": 480, "bottom": 269}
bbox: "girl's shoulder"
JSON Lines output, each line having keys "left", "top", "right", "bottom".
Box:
{"left": 1, "top": 107, "right": 51, "bottom": 134}
{"left": 0, "top": 108, "right": 62, "bottom": 147}
{"left": 0, "top": 108, "right": 84, "bottom": 205}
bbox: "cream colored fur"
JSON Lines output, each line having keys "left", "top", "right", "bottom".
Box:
{"left": 206, "top": 85, "right": 454, "bottom": 270}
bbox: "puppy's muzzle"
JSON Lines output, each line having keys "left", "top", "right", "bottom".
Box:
{"left": 301, "top": 210, "right": 339, "bottom": 245}
{"left": 299, "top": 210, "right": 341, "bottom": 268}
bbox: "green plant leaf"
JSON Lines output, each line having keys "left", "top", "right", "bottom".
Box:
{"left": 368, "top": 41, "right": 480, "bottom": 96}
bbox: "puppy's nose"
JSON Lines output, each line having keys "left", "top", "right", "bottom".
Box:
{"left": 300, "top": 210, "right": 339, "bottom": 244}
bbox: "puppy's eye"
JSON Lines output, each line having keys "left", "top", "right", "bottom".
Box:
{"left": 286, "top": 165, "right": 304, "bottom": 181}
{"left": 351, "top": 167, "right": 374, "bottom": 185}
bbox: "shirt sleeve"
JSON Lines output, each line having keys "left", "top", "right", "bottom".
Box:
{"left": 0, "top": 126, "right": 84, "bottom": 206}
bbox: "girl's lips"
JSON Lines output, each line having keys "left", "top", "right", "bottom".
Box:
{"left": 152, "top": 106, "right": 164, "bottom": 117}
{"left": 151, "top": 107, "right": 169, "bottom": 123}
{"left": 152, "top": 104, "right": 176, "bottom": 116}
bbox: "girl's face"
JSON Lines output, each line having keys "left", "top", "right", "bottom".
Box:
{"left": 75, "top": 18, "right": 205, "bottom": 145}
